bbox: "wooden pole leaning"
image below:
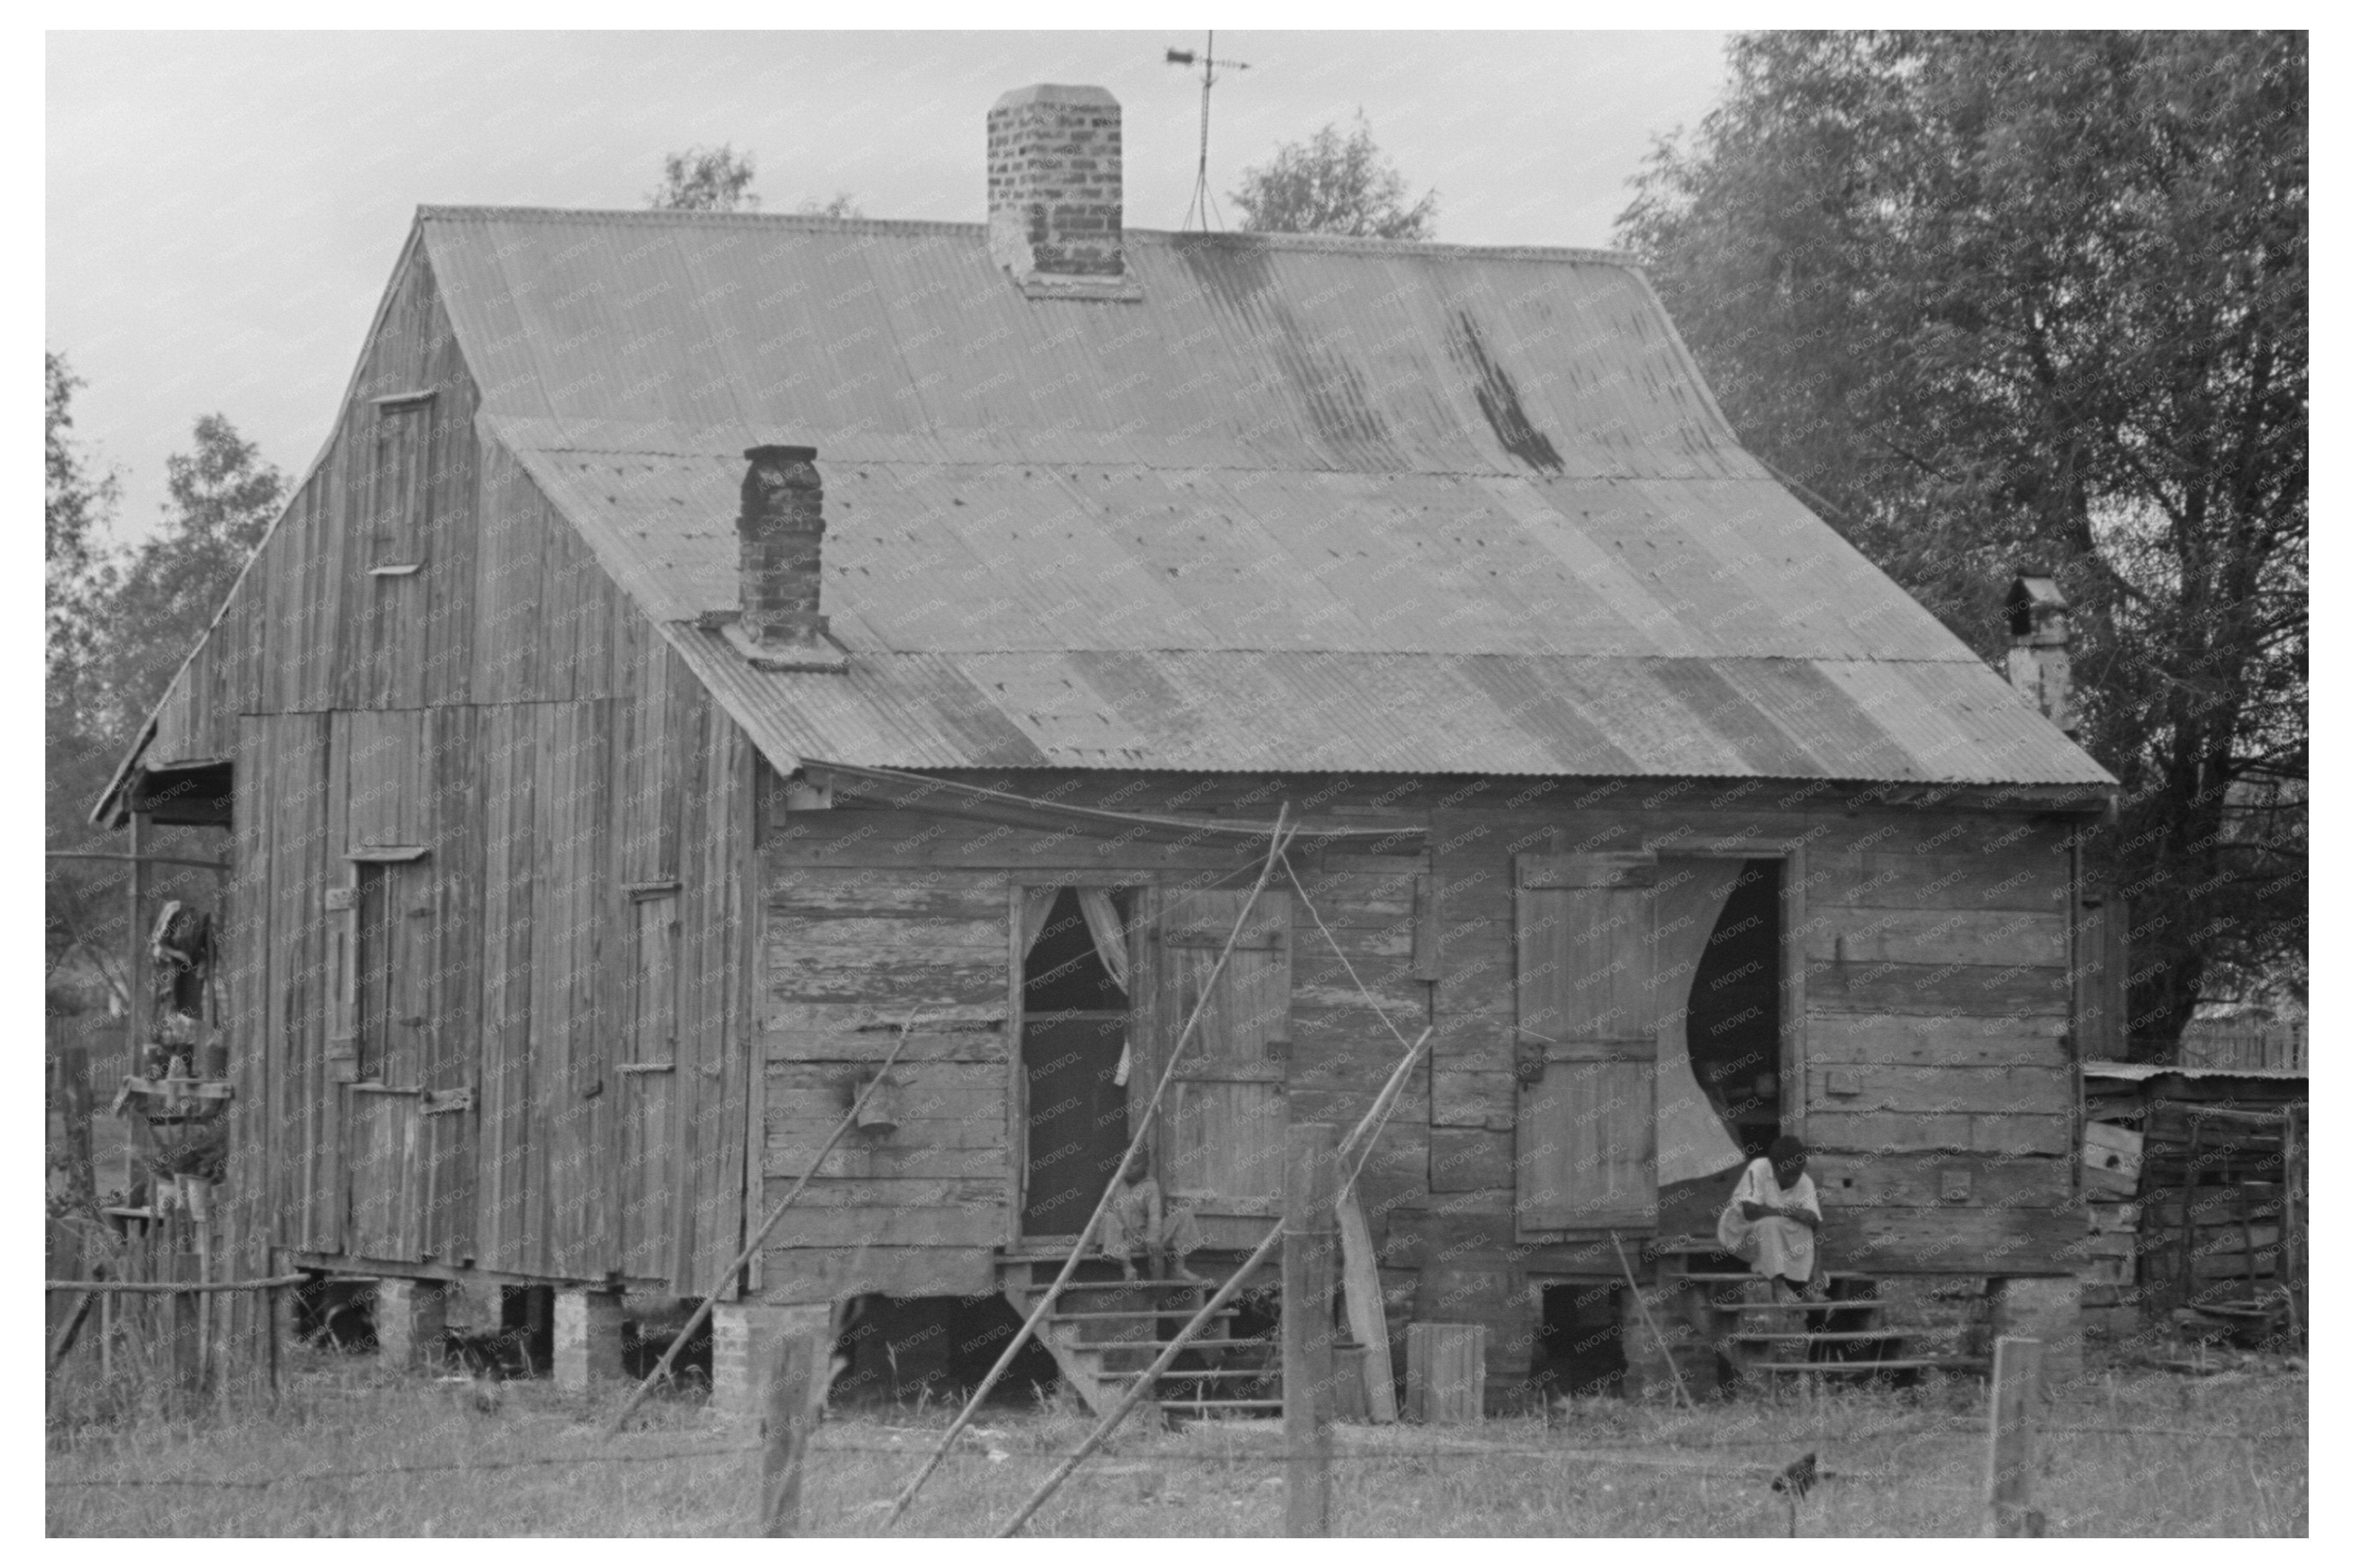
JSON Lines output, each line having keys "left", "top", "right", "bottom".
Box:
{"left": 1283, "top": 1122, "right": 1339, "bottom": 1537}
{"left": 1610, "top": 1230, "right": 1692, "bottom": 1411}
{"left": 758, "top": 1328, "right": 823, "bottom": 1536}
{"left": 1986, "top": 1335, "right": 2044, "bottom": 1538}
{"left": 996, "top": 1029, "right": 1426, "bottom": 1538}
{"left": 601, "top": 1016, "right": 920, "bottom": 1440}
{"left": 883, "top": 808, "right": 1299, "bottom": 1532}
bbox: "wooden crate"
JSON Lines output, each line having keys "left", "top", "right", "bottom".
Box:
{"left": 1406, "top": 1322, "right": 1486, "bottom": 1424}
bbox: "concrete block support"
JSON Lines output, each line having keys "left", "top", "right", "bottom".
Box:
{"left": 1989, "top": 1275, "right": 2082, "bottom": 1396}
{"left": 376, "top": 1278, "right": 446, "bottom": 1371}
{"left": 554, "top": 1290, "right": 626, "bottom": 1392}
{"left": 714, "top": 1303, "right": 831, "bottom": 1418}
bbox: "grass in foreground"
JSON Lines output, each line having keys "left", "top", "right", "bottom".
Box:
{"left": 46, "top": 1350, "right": 2306, "bottom": 1536}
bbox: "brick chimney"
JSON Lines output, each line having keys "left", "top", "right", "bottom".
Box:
{"left": 738, "top": 445, "right": 829, "bottom": 650}
{"left": 988, "top": 84, "right": 1140, "bottom": 300}
{"left": 2005, "top": 572, "right": 2074, "bottom": 735}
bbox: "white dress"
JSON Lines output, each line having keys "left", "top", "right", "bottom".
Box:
{"left": 1715, "top": 1157, "right": 1822, "bottom": 1286}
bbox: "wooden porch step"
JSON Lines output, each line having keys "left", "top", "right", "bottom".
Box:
{"left": 1704, "top": 1290, "right": 1883, "bottom": 1309}
{"left": 1730, "top": 1329, "right": 1937, "bottom": 1344}
{"left": 1095, "top": 1340, "right": 1265, "bottom": 1362}
{"left": 1159, "top": 1398, "right": 1284, "bottom": 1412}
{"left": 1754, "top": 1358, "right": 1987, "bottom": 1374}
{"left": 1045, "top": 1300, "right": 1242, "bottom": 1309}
{"left": 1673, "top": 1270, "right": 1876, "bottom": 1284}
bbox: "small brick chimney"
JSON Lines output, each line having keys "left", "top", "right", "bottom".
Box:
{"left": 988, "top": 84, "right": 1139, "bottom": 300}
{"left": 738, "top": 445, "right": 829, "bottom": 650}
{"left": 2005, "top": 572, "right": 2074, "bottom": 735}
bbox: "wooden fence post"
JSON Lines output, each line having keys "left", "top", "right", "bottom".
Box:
{"left": 1986, "top": 1336, "right": 2044, "bottom": 1538}
{"left": 758, "top": 1327, "right": 820, "bottom": 1537}
{"left": 1283, "top": 1122, "right": 1338, "bottom": 1538}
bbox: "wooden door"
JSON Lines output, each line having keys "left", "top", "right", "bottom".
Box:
{"left": 618, "top": 892, "right": 680, "bottom": 1277}
{"left": 345, "top": 859, "right": 431, "bottom": 1258}
{"left": 1153, "top": 888, "right": 1291, "bottom": 1222}
{"left": 1513, "top": 853, "right": 1659, "bottom": 1235}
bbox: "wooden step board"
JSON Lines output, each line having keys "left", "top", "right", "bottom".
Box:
{"left": 1730, "top": 1329, "right": 1947, "bottom": 1344}
{"left": 1045, "top": 1300, "right": 1242, "bottom": 1309}
{"left": 1753, "top": 1358, "right": 1988, "bottom": 1375}
{"left": 1158, "top": 1398, "right": 1285, "bottom": 1412}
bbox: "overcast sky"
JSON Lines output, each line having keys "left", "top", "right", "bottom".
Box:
{"left": 46, "top": 30, "right": 1730, "bottom": 541}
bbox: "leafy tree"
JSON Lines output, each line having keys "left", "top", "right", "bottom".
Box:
{"left": 46, "top": 354, "right": 113, "bottom": 692}
{"left": 796, "top": 192, "right": 864, "bottom": 219}
{"left": 44, "top": 353, "right": 121, "bottom": 980}
{"left": 1620, "top": 32, "right": 2306, "bottom": 1055}
{"left": 1230, "top": 113, "right": 1437, "bottom": 240}
{"left": 45, "top": 410, "right": 285, "bottom": 981}
{"left": 648, "top": 144, "right": 759, "bottom": 212}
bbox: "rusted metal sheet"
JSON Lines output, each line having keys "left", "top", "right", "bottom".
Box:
{"left": 511, "top": 450, "right": 1970, "bottom": 664}
{"left": 668, "top": 630, "right": 2115, "bottom": 785}
{"left": 416, "top": 207, "right": 2113, "bottom": 788}
{"left": 424, "top": 211, "right": 1757, "bottom": 481}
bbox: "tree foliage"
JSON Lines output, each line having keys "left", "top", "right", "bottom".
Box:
{"left": 1620, "top": 32, "right": 2307, "bottom": 1051}
{"left": 1230, "top": 113, "right": 1438, "bottom": 240}
{"left": 45, "top": 397, "right": 285, "bottom": 981}
{"left": 648, "top": 143, "right": 759, "bottom": 212}
{"left": 796, "top": 192, "right": 864, "bottom": 219}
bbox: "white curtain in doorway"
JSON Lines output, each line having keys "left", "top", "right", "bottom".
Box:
{"left": 1022, "top": 886, "right": 1135, "bottom": 1083}
{"left": 1653, "top": 859, "right": 1751, "bottom": 1186}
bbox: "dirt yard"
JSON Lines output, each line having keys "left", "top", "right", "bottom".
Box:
{"left": 46, "top": 1350, "right": 2306, "bottom": 1536}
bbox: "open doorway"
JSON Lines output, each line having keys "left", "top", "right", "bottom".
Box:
{"left": 1686, "top": 859, "right": 1784, "bottom": 1160}
{"left": 1653, "top": 856, "right": 1785, "bottom": 1241}
{"left": 1019, "top": 887, "right": 1133, "bottom": 1239}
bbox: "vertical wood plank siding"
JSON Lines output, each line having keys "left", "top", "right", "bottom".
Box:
{"left": 151, "top": 243, "right": 755, "bottom": 1299}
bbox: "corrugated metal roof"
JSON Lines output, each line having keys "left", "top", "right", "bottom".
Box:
{"left": 414, "top": 207, "right": 2116, "bottom": 789}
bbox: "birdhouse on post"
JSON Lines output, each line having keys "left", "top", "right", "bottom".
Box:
{"left": 2006, "top": 574, "right": 2076, "bottom": 736}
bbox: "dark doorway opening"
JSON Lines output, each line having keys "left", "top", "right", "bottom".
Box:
{"left": 1021, "top": 888, "right": 1131, "bottom": 1238}
{"left": 1687, "top": 859, "right": 1784, "bottom": 1160}
{"left": 1532, "top": 1281, "right": 1626, "bottom": 1401}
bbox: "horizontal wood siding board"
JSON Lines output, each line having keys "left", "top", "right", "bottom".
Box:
{"left": 1807, "top": 1063, "right": 2069, "bottom": 1117}
{"left": 765, "top": 948, "right": 1006, "bottom": 1006}
{"left": 765, "top": 869, "right": 1011, "bottom": 918}
{"left": 1823, "top": 1205, "right": 2079, "bottom": 1274}
{"left": 1807, "top": 1153, "right": 2070, "bottom": 1209}
{"left": 1805, "top": 1110, "right": 2069, "bottom": 1157}
{"left": 1803, "top": 908, "right": 2066, "bottom": 968}
{"left": 1805, "top": 960, "right": 2068, "bottom": 1017}
{"left": 763, "top": 1207, "right": 1004, "bottom": 1249}
{"left": 757, "top": 1247, "right": 996, "bottom": 1303}
{"left": 1812, "top": 850, "right": 2067, "bottom": 911}
{"left": 761, "top": 1022, "right": 1011, "bottom": 1066}
{"left": 1807, "top": 1012, "right": 2069, "bottom": 1067}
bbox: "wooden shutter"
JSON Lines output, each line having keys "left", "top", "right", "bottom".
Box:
{"left": 367, "top": 396, "right": 432, "bottom": 569}
{"left": 347, "top": 860, "right": 430, "bottom": 1259}
{"left": 1154, "top": 887, "right": 1292, "bottom": 1221}
{"left": 1513, "top": 852, "right": 1659, "bottom": 1234}
{"left": 618, "top": 892, "right": 680, "bottom": 1278}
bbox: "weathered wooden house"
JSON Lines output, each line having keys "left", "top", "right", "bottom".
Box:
{"left": 100, "top": 82, "right": 2120, "bottom": 1409}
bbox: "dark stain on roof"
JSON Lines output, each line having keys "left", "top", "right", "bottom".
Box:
{"left": 1450, "top": 309, "right": 1564, "bottom": 473}
{"left": 1177, "top": 234, "right": 1390, "bottom": 461}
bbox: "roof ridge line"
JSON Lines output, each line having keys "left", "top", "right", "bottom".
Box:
{"left": 416, "top": 205, "right": 1635, "bottom": 265}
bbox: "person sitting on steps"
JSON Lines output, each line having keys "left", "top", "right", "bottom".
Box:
{"left": 1099, "top": 1147, "right": 1206, "bottom": 1283}
{"left": 1716, "top": 1134, "right": 1826, "bottom": 1301}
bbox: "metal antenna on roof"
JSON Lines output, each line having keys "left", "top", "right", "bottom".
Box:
{"left": 1167, "top": 31, "right": 1249, "bottom": 232}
